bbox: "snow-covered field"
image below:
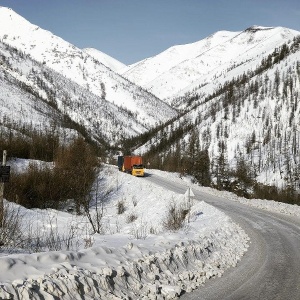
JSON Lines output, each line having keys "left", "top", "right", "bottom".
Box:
{"left": 0, "top": 163, "right": 298, "bottom": 299}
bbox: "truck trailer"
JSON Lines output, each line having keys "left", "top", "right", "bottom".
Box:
{"left": 119, "top": 155, "right": 145, "bottom": 177}
{"left": 117, "top": 156, "right": 124, "bottom": 171}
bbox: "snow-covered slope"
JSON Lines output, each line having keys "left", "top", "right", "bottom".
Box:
{"left": 1, "top": 163, "right": 300, "bottom": 299}
{"left": 83, "top": 48, "right": 126, "bottom": 72}
{"left": 118, "top": 24, "right": 300, "bottom": 191}
{"left": 121, "top": 26, "right": 300, "bottom": 105}
{"left": 136, "top": 34, "right": 300, "bottom": 190}
{"left": 0, "top": 164, "right": 250, "bottom": 299}
{"left": 1, "top": 5, "right": 300, "bottom": 191}
{"left": 121, "top": 30, "right": 237, "bottom": 87}
{"left": 0, "top": 7, "right": 178, "bottom": 142}
{"left": 0, "top": 40, "right": 174, "bottom": 146}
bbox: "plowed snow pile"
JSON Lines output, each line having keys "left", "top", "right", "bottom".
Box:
{"left": 0, "top": 163, "right": 249, "bottom": 299}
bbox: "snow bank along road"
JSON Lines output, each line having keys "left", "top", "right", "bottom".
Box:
{"left": 146, "top": 173, "right": 300, "bottom": 300}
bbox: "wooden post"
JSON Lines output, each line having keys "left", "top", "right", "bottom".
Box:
{"left": 188, "top": 187, "right": 191, "bottom": 223}
{"left": 0, "top": 150, "right": 7, "bottom": 227}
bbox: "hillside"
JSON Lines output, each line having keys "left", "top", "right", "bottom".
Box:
{"left": 83, "top": 48, "right": 126, "bottom": 72}
{"left": 121, "top": 26, "right": 300, "bottom": 108}
{"left": 1, "top": 5, "right": 300, "bottom": 194}
{"left": 0, "top": 7, "right": 178, "bottom": 148}
{"left": 135, "top": 32, "right": 300, "bottom": 195}
{"left": 0, "top": 40, "right": 176, "bottom": 147}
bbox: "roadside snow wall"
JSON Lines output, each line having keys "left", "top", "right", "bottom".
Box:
{"left": 0, "top": 221, "right": 248, "bottom": 300}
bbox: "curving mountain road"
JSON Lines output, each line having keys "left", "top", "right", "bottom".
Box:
{"left": 145, "top": 172, "right": 300, "bottom": 300}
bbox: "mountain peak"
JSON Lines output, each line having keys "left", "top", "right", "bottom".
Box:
{"left": 244, "top": 25, "right": 274, "bottom": 33}
{"left": 122, "top": 25, "right": 300, "bottom": 101}
{"left": 0, "top": 6, "right": 31, "bottom": 27}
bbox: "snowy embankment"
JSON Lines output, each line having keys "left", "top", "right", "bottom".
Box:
{"left": 0, "top": 164, "right": 249, "bottom": 299}
{"left": 150, "top": 169, "right": 300, "bottom": 218}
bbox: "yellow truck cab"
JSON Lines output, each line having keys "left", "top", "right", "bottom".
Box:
{"left": 131, "top": 164, "right": 145, "bottom": 177}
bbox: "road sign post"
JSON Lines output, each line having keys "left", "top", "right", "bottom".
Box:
{"left": 185, "top": 187, "right": 195, "bottom": 223}
{"left": 0, "top": 150, "right": 8, "bottom": 227}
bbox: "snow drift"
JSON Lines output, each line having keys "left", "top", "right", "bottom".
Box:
{"left": 0, "top": 164, "right": 249, "bottom": 299}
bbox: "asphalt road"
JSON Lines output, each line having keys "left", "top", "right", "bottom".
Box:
{"left": 145, "top": 172, "right": 300, "bottom": 300}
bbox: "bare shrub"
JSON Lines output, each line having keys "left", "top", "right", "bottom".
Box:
{"left": 42, "top": 215, "right": 62, "bottom": 251}
{"left": 163, "top": 201, "right": 190, "bottom": 231}
{"left": 0, "top": 202, "right": 24, "bottom": 250}
{"left": 24, "top": 213, "right": 87, "bottom": 253}
{"left": 149, "top": 226, "right": 158, "bottom": 235}
{"left": 0, "top": 202, "right": 88, "bottom": 253}
{"left": 25, "top": 215, "right": 61, "bottom": 252}
{"left": 61, "top": 221, "right": 82, "bottom": 251}
{"left": 83, "top": 236, "right": 94, "bottom": 249}
{"left": 117, "top": 200, "right": 125, "bottom": 214}
{"left": 5, "top": 137, "right": 99, "bottom": 212}
{"left": 82, "top": 174, "right": 109, "bottom": 234}
{"left": 0, "top": 128, "right": 59, "bottom": 162}
{"left": 126, "top": 212, "right": 138, "bottom": 223}
{"left": 5, "top": 162, "right": 63, "bottom": 209}
{"left": 130, "top": 221, "right": 148, "bottom": 240}
{"left": 115, "top": 218, "right": 121, "bottom": 233}
{"left": 55, "top": 137, "right": 99, "bottom": 214}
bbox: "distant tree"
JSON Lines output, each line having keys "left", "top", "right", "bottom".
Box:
{"left": 194, "top": 149, "right": 210, "bottom": 186}
{"left": 100, "top": 82, "right": 106, "bottom": 99}
{"left": 55, "top": 138, "right": 99, "bottom": 214}
{"left": 274, "top": 69, "right": 280, "bottom": 96}
{"left": 216, "top": 140, "right": 229, "bottom": 189}
{"left": 234, "top": 156, "right": 254, "bottom": 191}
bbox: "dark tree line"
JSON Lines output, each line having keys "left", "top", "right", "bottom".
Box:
{"left": 4, "top": 137, "right": 99, "bottom": 212}
{"left": 141, "top": 126, "right": 211, "bottom": 187}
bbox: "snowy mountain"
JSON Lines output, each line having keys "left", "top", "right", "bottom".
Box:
{"left": 121, "top": 30, "right": 237, "bottom": 102}
{"left": 1, "top": 5, "right": 300, "bottom": 192}
{"left": 83, "top": 48, "right": 126, "bottom": 72}
{"left": 1, "top": 7, "right": 300, "bottom": 299}
{"left": 121, "top": 26, "right": 300, "bottom": 107}
{"left": 0, "top": 40, "right": 165, "bottom": 146}
{"left": 0, "top": 7, "right": 178, "bottom": 147}
{"left": 134, "top": 28, "right": 300, "bottom": 192}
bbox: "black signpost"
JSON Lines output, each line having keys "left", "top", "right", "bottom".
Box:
{"left": 0, "top": 166, "right": 10, "bottom": 183}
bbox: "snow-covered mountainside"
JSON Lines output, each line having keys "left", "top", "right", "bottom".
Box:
{"left": 121, "top": 30, "right": 237, "bottom": 99}
{"left": 136, "top": 32, "right": 300, "bottom": 191}
{"left": 1, "top": 5, "right": 300, "bottom": 192}
{"left": 0, "top": 7, "right": 177, "bottom": 146}
{"left": 121, "top": 26, "right": 300, "bottom": 107}
{"left": 83, "top": 48, "right": 126, "bottom": 72}
{"left": 0, "top": 41, "right": 166, "bottom": 145}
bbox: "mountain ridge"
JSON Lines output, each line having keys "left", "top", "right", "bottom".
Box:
{"left": 135, "top": 35, "right": 300, "bottom": 192}
{"left": 0, "top": 6, "right": 178, "bottom": 147}
{"left": 120, "top": 25, "right": 300, "bottom": 107}
{"left": 83, "top": 48, "right": 126, "bottom": 72}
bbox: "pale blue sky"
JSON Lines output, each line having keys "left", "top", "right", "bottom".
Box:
{"left": 1, "top": 0, "right": 300, "bottom": 64}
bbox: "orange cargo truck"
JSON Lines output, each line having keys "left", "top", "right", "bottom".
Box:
{"left": 121, "top": 156, "right": 145, "bottom": 177}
